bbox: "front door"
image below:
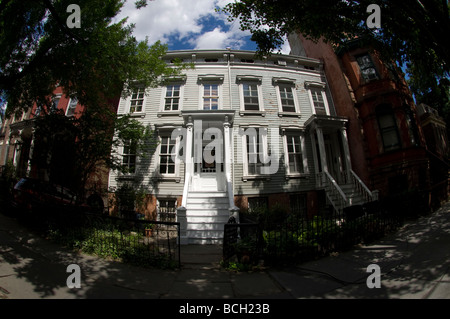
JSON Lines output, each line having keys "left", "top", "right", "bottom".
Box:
{"left": 191, "top": 123, "right": 226, "bottom": 191}
{"left": 324, "top": 134, "right": 343, "bottom": 183}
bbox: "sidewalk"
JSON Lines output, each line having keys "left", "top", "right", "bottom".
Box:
{"left": 0, "top": 200, "right": 449, "bottom": 299}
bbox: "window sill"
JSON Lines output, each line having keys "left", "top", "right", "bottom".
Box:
{"left": 157, "top": 111, "right": 182, "bottom": 117}
{"left": 239, "top": 110, "right": 266, "bottom": 117}
{"left": 278, "top": 112, "right": 301, "bottom": 118}
{"left": 116, "top": 175, "right": 137, "bottom": 181}
{"left": 242, "top": 175, "right": 271, "bottom": 182}
{"left": 154, "top": 176, "right": 181, "bottom": 183}
{"left": 129, "top": 112, "right": 145, "bottom": 118}
{"left": 285, "top": 173, "right": 310, "bottom": 180}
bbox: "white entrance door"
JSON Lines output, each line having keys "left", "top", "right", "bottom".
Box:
{"left": 191, "top": 126, "right": 226, "bottom": 192}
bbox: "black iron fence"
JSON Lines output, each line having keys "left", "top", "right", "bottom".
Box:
{"left": 223, "top": 193, "right": 429, "bottom": 266}
{"left": 21, "top": 203, "right": 181, "bottom": 268}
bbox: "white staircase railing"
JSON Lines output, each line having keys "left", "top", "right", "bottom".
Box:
{"left": 317, "top": 171, "right": 348, "bottom": 213}
{"left": 349, "top": 169, "right": 378, "bottom": 202}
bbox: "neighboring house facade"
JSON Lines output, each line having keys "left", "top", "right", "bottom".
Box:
{"left": 108, "top": 49, "right": 377, "bottom": 244}
{"left": 288, "top": 33, "right": 448, "bottom": 209}
{"left": 0, "top": 86, "right": 110, "bottom": 205}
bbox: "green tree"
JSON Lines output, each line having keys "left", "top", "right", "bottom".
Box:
{"left": 0, "top": 0, "right": 185, "bottom": 116}
{"left": 221, "top": 0, "right": 450, "bottom": 123}
{"left": 32, "top": 106, "right": 154, "bottom": 200}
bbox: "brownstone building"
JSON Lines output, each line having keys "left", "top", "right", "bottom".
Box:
{"left": 288, "top": 33, "right": 448, "bottom": 209}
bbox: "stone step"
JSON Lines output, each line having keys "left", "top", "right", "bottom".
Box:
{"left": 186, "top": 202, "right": 229, "bottom": 210}
{"left": 186, "top": 208, "right": 230, "bottom": 216}
{"left": 188, "top": 191, "right": 227, "bottom": 198}
{"left": 187, "top": 222, "right": 227, "bottom": 231}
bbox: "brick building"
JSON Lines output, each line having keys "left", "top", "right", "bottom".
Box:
{"left": 288, "top": 33, "right": 448, "bottom": 208}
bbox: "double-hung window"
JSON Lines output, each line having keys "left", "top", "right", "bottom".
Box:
{"left": 284, "top": 133, "right": 308, "bottom": 176}
{"left": 376, "top": 104, "right": 401, "bottom": 152}
{"left": 243, "top": 83, "right": 260, "bottom": 111}
{"left": 238, "top": 76, "right": 263, "bottom": 115}
{"left": 305, "top": 82, "right": 330, "bottom": 116}
{"left": 164, "top": 85, "right": 181, "bottom": 111}
{"left": 274, "top": 78, "right": 299, "bottom": 116}
{"left": 130, "top": 88, "right": 145, "bottom": 113}
{"left": 241, "top": 126, "right": 269, "bottom": 178}
{"left": 356, "top": 54, "right": 379, "bottom": 82}
{"left": 159, "top": 136, "right": 176, "bottom": 175}
{"left": 122, "top": 140, "right": 137, "bottom": 174}
{"left": 279, "top": 85, "right": 296, "bottom": 112}
{"left": 203, "top": 84, "right": 219, "bottom": 110}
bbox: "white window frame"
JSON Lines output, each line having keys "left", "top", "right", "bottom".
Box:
{"left": 121, "top": 139, "right": 137, "bottom": 175}
{"left": 157, "top": 134, "right": 181, "bottom": 180}
{"left": 52, "top": 94, "right": 62, "bottom": 112}
{"left": 237, "top": 76, "right": 264, "bottom": 116}
{"left": 128, "top": 88, "right": 145, "bottom": 114}
{"left": 274, "top": 78, "right": 300, "bottom": 117}
{"left": 201, "top": 83, "right": 221, "bottom": 110}
{"left": 163, "top": 84, "right": 183, "bottom": 112}
{"left": 197, "top": 74, "right": 224, "bottom": 111}
{"left": 305, "top": 81, "right": 330, "bottom": 116}
{"left": 66, "top": 97, "right": 78, "bottom": 117}
{"left": 283, "top": 131, "right": 309, "bottom": 178}
{"left": 241, "top": 126, "right": 269, "bottom": 178}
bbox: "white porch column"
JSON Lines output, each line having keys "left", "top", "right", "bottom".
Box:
{"left": 316, "top": 127, "right": 328, "bottom": 173}
{"left": 177, "top": 116, "right": 193, "bottom": 245}
{"left": 223, "top": 116, "right": 239, "bottom": 220}
{"left": 339, "top": 126, "right": 352, "bottom": 181}
{"left": 185, "top": 118, "right": 194, "bottom": 178}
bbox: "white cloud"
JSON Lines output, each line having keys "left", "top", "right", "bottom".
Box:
{"left": 113, "top": 0, "right": 290, "bottom": 52}
{"left": 114, "top": 0, "right": 250, "bottom": 49}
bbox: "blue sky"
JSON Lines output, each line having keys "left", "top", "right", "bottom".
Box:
{"left": 114, "top": 0, "right": 290, "bottom": 53}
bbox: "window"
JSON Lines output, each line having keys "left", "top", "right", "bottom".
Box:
{"left": 285, "top": 134, "right": 304, "bottom": 174}
{"left": 52, "top": 96, "right": 61, "bottom": 112}
{"left": 122, "top": 140, "right": 137, "bottom": 174}
{"left": 159, "top": 136, "right": 176, "bottom": 175}
{"left": 356, "top": 54, "right": 378, "bottom": 81}
{"left": 130, "top": 88, "right": 145, "bottom": 113}
{"left": 248, "top": 197, "right": 268, "bottom": 213}
{"left": 164, "top": 85, "right": 181, "bottom": 111}
{"left": 310, "top": 88, "right": 327, "bottom": 115}
{"left": 278, "top": 85, "right": 296, "bottom": 113}
{"left": 66, "top": 98, "right": 77, "bottom": 116}
{"left": 274, "top": 80, "right": 299, "bottom": 115}
{"left": 244, "top": 131, "right": 267, "bottom": 176}
{"left": 243, "top": 83, "right": 260, "bottom": 111}
{"left": 158, "top": 199, "right": 177, "bottom": 222}
{"left": 202, "top": 84, "right": 219, "bottom": 110}
{"left": 290, "top": 193, "right": 307, "bottom": 216}
{"left": 305, "top": 81, "right": 330, "bottom": 116}
{"left": 376, "top": 105, "right": 401, "bottom": 152}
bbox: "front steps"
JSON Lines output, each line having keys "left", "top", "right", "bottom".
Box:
{"left": 185, "top": 191, "right": 230, "bottom": 244}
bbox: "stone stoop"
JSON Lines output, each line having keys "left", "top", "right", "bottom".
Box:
{"left": 185, "top": 191, "right": 230, "bottom": 244}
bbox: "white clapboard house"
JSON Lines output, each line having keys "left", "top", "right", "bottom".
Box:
{"left": 108, "top": 50, "right": 377, "bottom": 244}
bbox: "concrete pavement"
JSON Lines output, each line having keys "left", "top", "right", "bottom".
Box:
{"left": 0, "top": 200, "right": 449, "bottom": 299}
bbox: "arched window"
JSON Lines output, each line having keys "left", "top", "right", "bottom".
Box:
{"left": 376, "top": 104, "right": 401, "bottom": 152}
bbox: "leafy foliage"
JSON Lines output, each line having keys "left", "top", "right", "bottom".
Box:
{"left": 0, "top": 0, "right": 186, "bottom": 117}
{"left": 32, "top": 107, "right": 154, "bottom": 198}
{"left": 221, "top": 0, "right": 450, "bottom": 123}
